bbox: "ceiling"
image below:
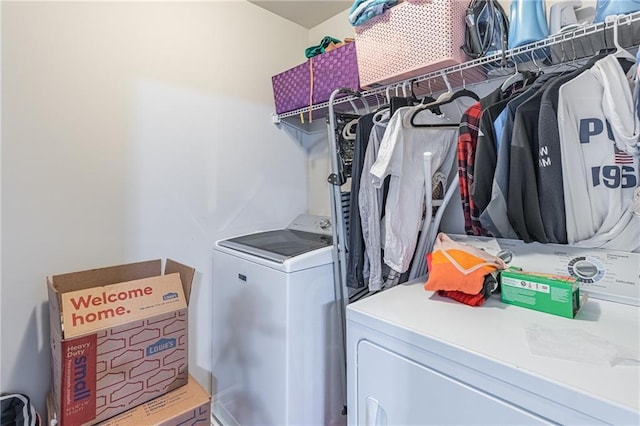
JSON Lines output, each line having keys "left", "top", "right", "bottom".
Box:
{"left": 249, "top": 1, "right": 352, "bottom": 29}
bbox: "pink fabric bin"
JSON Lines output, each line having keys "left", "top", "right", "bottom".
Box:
{"left": 272, "top": 42, "right": 361, "bottom": 114}
{"left": 355, "top": 0, "right": 481, "bottom": 89}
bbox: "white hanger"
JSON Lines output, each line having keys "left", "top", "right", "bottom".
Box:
{"left": 342, "top": 118, "right": 358, "bottom": 141}
{"left": 530, "top": 51, "right": 543, "bottom": 74}
{"left": 432, "top": 72, "right": 454, "bottom": 104}
{"left": 373, "top": 107, "right": 389, "bottom": 123}
{"left": 500, "top": 60, "right": 525, "bottom": 92}
{"left": 416, "top": 72, "right": 454, "bottom": 109}
{"left": 608, "top": 14, "right": 636, "bottom": 62}
{"left": 402, "top": 80, "right": 409, "bottom": 98}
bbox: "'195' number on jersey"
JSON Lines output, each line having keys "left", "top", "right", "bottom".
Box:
{"left": 591, "top": 166, "right": 637, "bottom": 189}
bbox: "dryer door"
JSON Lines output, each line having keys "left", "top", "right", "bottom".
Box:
{"left": 356, "top": 341, "right": 549, "bottom": 425}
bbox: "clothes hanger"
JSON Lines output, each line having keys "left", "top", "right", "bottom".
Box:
{"left": 373, "top": 92, "right": 381, "bottom": 110}
{"left": 432, "top": 72, "right": 455, "bottom": 104}
{"left": 415, "top": 78, "right": 443, "bottom": 114}
{"left": 609, "top": 14, "right": 636, "bottom": 62}
{"left": 373, "top": 106, "right": 390, "bottom": 123}
{"left": 347, "top": 92, "right": 370, "bottom": 115}
{"left": 390, "top": 83, "right": 411, "bottom": 116}
{"left": 446, "top": 69, "right": 481, "bottom": 104}
{"left": 372, "top": 90, "right": 390, "bottom": 113}
{"left": 420, "top": 78, "right": 436, "bottom": 104}
{"left": 402, "top": 80, "right": 420, "bottom": 108}
{"left": 424, "top": 72, "right": 480, "bottom": 106}
{"left": 342, "top": 118, "right": 358, "bottom": 141}
{"left": 555, "top": 37, "right": 582, "bottom": 73}
{"left": 409, "top": 79, "right": 420, "bottom": 104}
{"left": 409, "top": 72, "right": 480, "bottom": 128}
{"left": 410, "top": 72, "right": 455, "bottom": 122}
{"left": 372, "top": 86, "right": 393, "bottom": 113}
{"left": 500, "top": 59, "right": 526, "bottom": 92}
{"left": 530, "top": 50, "right": 544, "bottom": 75}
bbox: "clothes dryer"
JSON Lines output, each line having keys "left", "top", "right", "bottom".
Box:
{"left": 211, "top": 214, "right": 344, "bottom": 426}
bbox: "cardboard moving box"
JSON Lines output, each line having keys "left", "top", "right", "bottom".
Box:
{"left": 48, "top": 375, "right": 211, "bottom": 426}
{"left": 47, "top": 259, "right": 195, "bottom": 425}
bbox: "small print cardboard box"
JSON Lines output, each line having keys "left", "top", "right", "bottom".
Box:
{"left": 98, "top": 374, "right": 210, "bottom": 426}
{"left": 47, "top": 259, "right": 195, "bottom": 425}
{"left": 501, "top": 270, "right": 583, "bottom": 318}
{"left": 47, "top": 375, "right": 211, "bottom": 426}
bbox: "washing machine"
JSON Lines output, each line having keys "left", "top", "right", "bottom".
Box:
{"left": 211, "top": 214, "right": 344, "bottom": 426}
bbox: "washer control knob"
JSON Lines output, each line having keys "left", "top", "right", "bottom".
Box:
{"left": 319, "top": 218, "right": 331, "bottom": 230}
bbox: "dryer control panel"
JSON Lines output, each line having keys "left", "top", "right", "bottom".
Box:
{"left": 287, "top": 214, "right": 333, "bottom": 236}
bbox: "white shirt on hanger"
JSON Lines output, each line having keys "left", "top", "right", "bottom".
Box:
{"left": 369, "top": 106, "right": 458, "bottom": 274}
{"left": 558, "top": 54, "right": 639, "bottom": 248}
{"left": 359, "top": 110, "right": 390, "bottom": 291}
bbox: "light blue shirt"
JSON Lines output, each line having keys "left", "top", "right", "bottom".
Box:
{"left": 348, "top": 0, "right": 398, "bottom": 26}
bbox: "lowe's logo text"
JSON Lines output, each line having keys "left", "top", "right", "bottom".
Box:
{"left": 163, "top": 292, "right": 178, "bottom": 301}
{"left": 146, "top": 338, "right": 176, "bottom": 356}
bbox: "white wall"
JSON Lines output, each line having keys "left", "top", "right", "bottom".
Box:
{"left": 1, "top": 0, "right": 309, "bottom": 415}
{"left": 308, "top": 8, "right": 354, "bottom": 46}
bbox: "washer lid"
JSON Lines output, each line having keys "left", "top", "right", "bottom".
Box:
{"left": 217, "top": 229, "right": 333, "bottom": 263}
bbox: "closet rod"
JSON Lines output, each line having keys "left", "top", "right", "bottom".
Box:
{"left": 276, "top": 10, "right": 640, "bottom": 120}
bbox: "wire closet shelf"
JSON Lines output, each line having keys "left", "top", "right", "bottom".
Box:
{"left": 275, "top": 11, "right": 640, "bottom": 121}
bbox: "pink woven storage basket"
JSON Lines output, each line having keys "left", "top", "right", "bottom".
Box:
{"left": 355, "top": 0, "right": 475, "bottom": 89}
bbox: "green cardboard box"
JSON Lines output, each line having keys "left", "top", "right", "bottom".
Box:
{"left": 500, "top": 270, "right": 582, "bottom": 318}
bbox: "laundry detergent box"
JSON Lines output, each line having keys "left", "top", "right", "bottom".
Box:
{"left": 500, "top": 270, "right": 583, "bottom": 319}
{"left": 47, "top": 259, "right": 195, "bottom": 425}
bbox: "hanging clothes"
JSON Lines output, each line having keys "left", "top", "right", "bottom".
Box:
{"left": 575, "top": 187, "right": 640, "bottom": 252}
{"left": 457, "top": 102, "right": 490, "bottom": 236}
{"left": 346, "top": 113, "right": 376, "bottom": 289}
{"left": 369, "top": 107, "right": 459, "bottom": 274}
{"left": 558, "top": 54, "right": 640, "bottom": 247}
{"left": 471, "top": 75, "right": 533, "bottom": 226}
{"left": 505, "top": 79, "right": 561, "bottom": 243}
{"left": 597, "top": 57, "right": 640, "bottom": 157}
{"left": 535, "top": 55, "right": 608, "bottom": 244}
{"left": 359, "top": 111, "right": 391, "bottom": 291}
{"left": 481, "top": 72, "right": 560, "bottom": 240}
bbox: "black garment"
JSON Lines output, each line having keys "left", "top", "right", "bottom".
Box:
{"left": 389, "top": 96, "right": 412, "bottom": 117}
{"left": 346, "top": 113, "right": 375, "bottom": 289}
{"left": 537, "top": 73, "right": 581, "bottom": 244}
{"left": 508, "top": 79, "right": 559, "bottom": 243}
{"left": 471, "top": 87, "right": 513, "bottom": 220}
{"left": 479, "top": 72, "right": 559, "bottom": 238}
{"left": 1, "top": 393, "right": 39, "bottom": 426}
